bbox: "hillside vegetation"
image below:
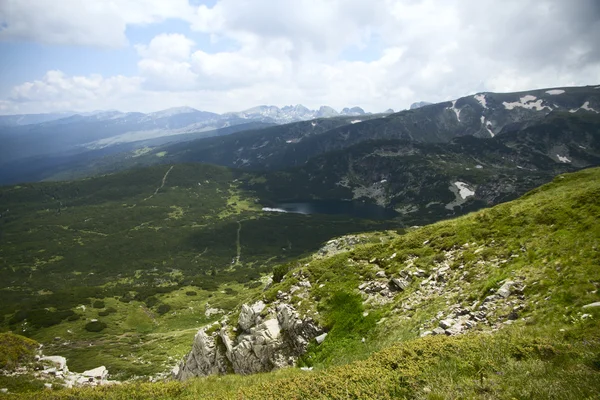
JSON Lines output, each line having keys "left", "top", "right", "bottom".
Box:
{"left": 0, "top": 163, "right": 395, "bottom": 379}
{"left": 4, "top": 167, "right": 599, "bottom": 399}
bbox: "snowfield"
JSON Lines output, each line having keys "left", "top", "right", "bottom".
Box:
{"left": 557, "top": 155, "right": 571, "bottom": 163}
{"left": 454, "top": 181, "right": 475, "bottom": 199}
{"left": 262, "top": 207, "right": 288, "bottom": 213}
{"left": 447, "top": 100, "right": 461, "bottom": 121}
{"left": 474, "top": 94, "right": 488, "bottom": 108}
{"left": 502, "top": 95, "right": 551, "bottom": 111}
{"left": 570, "top": 102, "right": 599, "bottom": 114}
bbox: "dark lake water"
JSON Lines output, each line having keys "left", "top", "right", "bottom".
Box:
{"left": 263, "top": 200, "right": 398, "bottom": 220}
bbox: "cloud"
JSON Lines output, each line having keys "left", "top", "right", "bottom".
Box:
{"left": 6, "top": 70, "right": 143, "bottom": 113}
{"left": 0, "top": 0, "right": 195, "bottom": 47}
{"left": 1, "top": 0, "right": 599, "bottom": 114}
{"left": 190, "top": 0, "right": 386, "bottom": 59}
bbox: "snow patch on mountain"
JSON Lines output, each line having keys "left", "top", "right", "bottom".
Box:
{"left": 454, "top": 182, "right": 475, "bottom": 199}
{"left": 446, "top": 181, "right": 475, "bottom": 210}
{"left": 569, "top": 102, "right": 600, "bottom": 114}
{"left": 502, "top": 95, "right": 551, "bottom": 111}
{"left": 447, "top": 100, "right": 461, "bottom": 122}
{"left": 480, "top": 116, "right": 494, "bottom": 137}
{"left": 350, "top": 120, "right": 362, "bottom": 124}
{"left": 262, "top": 207, "right": 288, "bottom": 213}
{"left": 545, "top": 89, "right": 565, "bottom": 95}
{"left": 474, "top": 94, "right": 488, "bottom": 109}
{"left": 557, "top": 154, "right": 571, "bottom": 163}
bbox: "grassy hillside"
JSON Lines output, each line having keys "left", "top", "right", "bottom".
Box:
{"left": 0, "top": 163, "right": 396, "bottom": 379}
{"left": 4, "top": 167, "right": 599, "bottom": 398}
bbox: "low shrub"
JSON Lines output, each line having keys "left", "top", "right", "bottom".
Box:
{"left": 84, "top": 320, "right": 107, "bottom": 332}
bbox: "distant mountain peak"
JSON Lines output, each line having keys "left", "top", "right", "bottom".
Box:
{"left": 149, "top": 106, "right": 200, "bottom": 118}
{"left": 410, "top": 101, "right": 432, "bottom": 110}
{"left": 316, "top": 106, "right": 339, "bottom": 118}
{"left": 341, "top": 107, "right": 366, "bottom": 116}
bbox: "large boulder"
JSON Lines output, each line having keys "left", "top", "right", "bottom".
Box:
{"left": 176, "top": 302, "right": 322, "bottom": 380}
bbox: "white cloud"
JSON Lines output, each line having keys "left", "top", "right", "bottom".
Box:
{"left": 1, "top": 0, "right": 600, "bottom": 114}
{"left": 6, "top": 70, "right": 143, "bottom": 113}
{"left": 0, "top": 0, "right": 195, "bottom": 47}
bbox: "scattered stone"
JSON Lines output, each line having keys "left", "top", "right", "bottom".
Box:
{"left": 40, "top": 356, "right": 67, "bottom": 372}
{"left": 432, "top": 327, "right": 446, "bottom": 335}
{"left": 439, "top": 319, "right": 454, "bottom": 329}
{"left": 390, "top": 277, "right": 410, "bottom": 291}
{"left": 376, "top": 271, "right": 387, "bottom": 278}
{"left": 44, "top": 383, "right": 53, "bottom": 389}
{"left": 315, "top": 333, "right": 328, "bottom": 344}
{"left": 414, "top": 269, "right": 427, "bottom": 277}
{"left": 0, "top": 388, "right": 7, "bottom": 394}
{"left": 497, "top": 281, "right": 515, "bottom": 298}
{"left": 205, "top": 307, "right": 224, "bottom": 318}
{"left": 82, "top": 366, "right": 108, "bottom": 380}
{"left": 582, "top": 302, "right": 600, "bottom": 309}
{"left": 420, "top": 331, "right": 433, "bottom": 337}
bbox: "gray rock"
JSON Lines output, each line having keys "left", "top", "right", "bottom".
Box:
{"left": 0, "top": 388, "right": 7, "bottom": 394}
{"left": 315, "top": 333, "right": 328, "bottom": 344}
{"left": 439, "top": 319, "right": 454, "bottom": 329}
{"left": 420, "top": 331, "right": 433, "bottom": 337}
{"left": 583, "top": 302, "right": 600, "bottom": 309}
{"left": 432, "top": 327, "right": 446, "bottom": 335}
{"left": 375, "top": 271, "right": 387, "bottom": 278}
{"left": 40, "top": 356, "right": 68, "bottom": 372}
{"left": 177, "top": 302, "right": 322, "bottom": 380}
{"left": 239, "top": 301, "right": 266, "bottom": 331}
{"left": 82, "top": 366, "right": 108, "bottom": 380}
{"left": 414, "top": 269, "right": 427, "bottom": 277}
{"left": 391, "top": 277, "right": 410, "bottom": 291}
{"left": 497, "top": 281, "right": 515, "bottom": 298}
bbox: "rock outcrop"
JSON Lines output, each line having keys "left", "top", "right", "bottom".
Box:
{"left": 176, "top": 302, "right": 322, "bottom": 380}
{"left": 0, "top": 352, "right": 117, "bottom": 391}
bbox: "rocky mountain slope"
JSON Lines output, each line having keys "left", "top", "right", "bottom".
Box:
{"left": 168, "top": 167, "right": 600, "bottom": 394}
{"left": 248, "top": 112, "right": 600, "bottom": 220}
{"left": 63, "top": 85, "right": 599, "bottom": 178}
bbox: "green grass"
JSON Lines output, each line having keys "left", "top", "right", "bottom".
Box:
{"left": 5, "top": 324, "right": 599, "bottom": 399}
{"left": 0, "top": 333, "right": 38, "bottom": 370}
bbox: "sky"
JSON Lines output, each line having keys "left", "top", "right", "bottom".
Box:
{"left": 0, "top": 0, "right": 599, "bottom": 115}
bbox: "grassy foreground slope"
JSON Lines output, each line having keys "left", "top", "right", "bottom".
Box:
{"left": 9, "top": 167, "right": 599, "bottom": 398}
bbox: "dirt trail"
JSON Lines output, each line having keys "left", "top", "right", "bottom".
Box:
{"left": 143, "top": 165, "right": 174, "bottom": 202}
{"left": 234, "top": 220, "right": 242, "bottom": 264}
